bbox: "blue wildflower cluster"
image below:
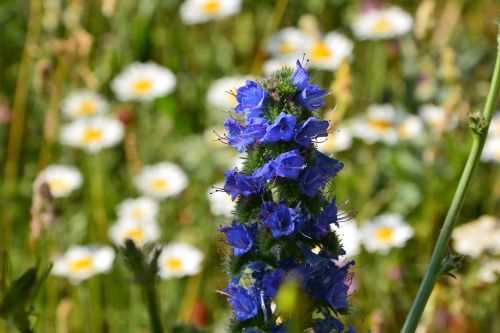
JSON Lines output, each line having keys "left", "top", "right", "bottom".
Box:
{"left": 219, "top": 61, "right": 355, "bottom": 333}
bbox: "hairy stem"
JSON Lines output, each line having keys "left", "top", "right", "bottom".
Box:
{"left": 401, "top": 26, "right": 500, "bottom": 333}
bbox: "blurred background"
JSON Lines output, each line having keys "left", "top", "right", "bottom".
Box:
{"left": 0, "top": 0, "right": 499, "bottom": 332}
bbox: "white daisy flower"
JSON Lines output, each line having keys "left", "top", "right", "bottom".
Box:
{"left": 266, "top": 27, "right": 311, "bottom": 58}
{"left": 262, "top": 57, "right": 298, "bottom": 75}
{"left": 52, "top": 245, "right": 115, "bottom": 283}
{"left": 111, "top": 62, "right": 176, "bottom": 102}
{"left": 135, "top": 162, "right": 188, "bottom": 199}
{"left": 317, "top": 128, "right": 352, "bottom": 153}
{"left": 116, "top": 197, "right": 159, "bottom": 223}
{"left": 206, "top": 76, "right": 251, "bottom": 110}
{"left": 60, "top": 117, "right": 124, "bottom": 153}
{"left": 482, "top": 135, "right": 500, "bottom": 164}
{"left": 39, "top": 165, "right": 82, "bottom": 198}
{"left": 478, "top": 259, "right": 500, "bottom": 284}
{"left": 207, "top": 183, "right": 234, "bottom": 217}
{"left": 418, "top": 104, "right": 457, "bottom": 134}
{"left": 350, "top": 104, "right": 399, "bottom": 145}
{"left": 60, "top": 90, "right": 109, "bottom": 119}
{"left": 352, "top": 6, "right": 413, "bottom": 40}
{"left": 397, "top": 114, "right": 424, "bottom": 140}
{"left": 305, "top": 32, "right": 353, "bottom": 71}
{"left": 108, "top": 218, "right": 160, "bottom": 247}
{"left": 180, "top": 0, "right": 241, "bottom": 25}
{"left": 332, "top": 219, "right": 361, "bottom": 257}
{"left": 361, "top": 213, "right": 414, "bottom": 254}
{"left": 158, "top": 242, "right": 203, "bottom": 279}
{"left": 452, "top": 215, "right": 500, "bottom": 258}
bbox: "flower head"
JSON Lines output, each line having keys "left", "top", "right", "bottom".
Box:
{"left": 361, "top": 213, "right": 414, "bottom": 254}
{"left": 207, "top": 182, "right": 235, "bottom": 217}
{"left": 116, "top": 197, "right": 159, "bottom": 223}
{"left": 111, "top": 62, "right": 176, "bottom": 102}
{"left": 52, "top": 245, "right": 115, "bottom": 283}
{"left": 180, "top": 0, "right": 241, "bottom": 25}
{"left": 352, "top": 6, "right": 413, "bottom": 40}
{"left": 207, "top": 76, "right": 252, "bottom": 111}
{"left": 61, "top": 90, "right": 108, "bottom": 119}
{"left": 220, "top": 221, "right": 256, "bottom": 256}
{"left": 108, "top": 219, "right": 160, "bottom": 247}
{"left": 235, "top": 80, "right": 268, "bottom": 119}
{"left": 306, "top": 32, "right": 353, "bottom": 71}
{"left": 60, "top": 117, "right": 124, "bottom": 153}
{"left": 351, "top": 104, "right": 398, "bottom": 145}
{"left": 267, "top": 28, "right": 311, "bottom": 59}
{"left": 317, "top": 128, "right": 352, "bottom": 153}
{"left": 262, "top": 112, "right": 297, "bottom": 143}
{"left": 39, "top": 165, "right": 82, "bottom": 198}
{"left": 135, "top": 162, "right": 188, "bottom": 199}
{"left": 158, "top": 242, "right": 203, "bottom": 279}
{"left": 225, "top": 284, "right": 259, "bottom": 321}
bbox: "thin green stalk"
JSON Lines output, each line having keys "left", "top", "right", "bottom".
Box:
{"left": 143, "top": 282, "right": 164, "bottom": 333}
{"left": 401, "top": 26, "right": 500, "bottom": 333}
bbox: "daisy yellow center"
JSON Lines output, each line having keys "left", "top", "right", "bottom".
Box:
{"left": 81, "top": 128, "right": 103, "bottom": 143}
{"left": 48, "top": 179, "right": 69, "bottom": 193}
{"left": 151, "top": 178, "right": 168, "bottom": 191}
{"left": 132, "top": 208, "right": 144, "bottom": 219}
{"left": 372, "top": 17, "right": 393, "bottom": 34}
{"left": 165, "top": 257, "right": 183, "bottom": 271}
{"left": 310, "top": 42, "right": 332, "bottom": 61}
{"left": 279, "top": 41, "right": 295, "bottom": 54}
{"left": 69, "top": 257, "right": 94, "bottom": 273}
{"left": 375, "top": 227, "right": 394, "bottom": 243}
{"left": 78, "top": 100, "right": 97, "bottom": 116}
{"left": 132, "top": 79, "right": 153, "bottom": 95}
{"left": 202, "top": 0, "right": 220, "bottom": 14}
{"left": 428, "top": 117, "right": 445, "bottom": 130}
{"left": 124, "top": 227, "right": 144, "bottom": 242}
{"left": 369, "top": 119, "right": 393, "bottom": 132}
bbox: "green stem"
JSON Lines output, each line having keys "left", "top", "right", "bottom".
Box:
{"left": 401, "top": 26, "right": 500, "bottom": 333}
{"left": 143, "top": 282, "right": 164, "bottom": 333}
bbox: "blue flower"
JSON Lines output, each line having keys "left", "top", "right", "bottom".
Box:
{"left": 317, "top": 197, "right": 338, "bottom": 228}
{"left": 262, "top": 112, "right": 297, "bottom": 143}
{"left": 243, "top": 329, "right": 265, "bottom": 333}
{"left": 297, "top": 84, "right": 328, "bottom": 111}
{"left": 225, "top": 284, "right": 259, "bottom": 321}
{"left": 346, "top": 325, "right": 356, "bottom": 333}
{"left": 252, "top": 162, "right": 275, "bottom": 180}
{"left": 294, "top": 117, "right": 329, "bottom": 147}
{"left": 292, "top": 60, "right": 310, "bottom": 91}
{"left": 224, "top": 169, "right": 265, "bottom": 200}
{"left": 326, "top": 282, "right": 349, "bottom": 311}
{"left": 262, "top": 202, "right": 296, "bottom": 238}
{"left": 224, "top": 118, "right": 268, "bottom": 152}
{"left": 314, "top": 151, "right": 344, "bottom": 179}
{"left": 271, "top": 150, "right": 305, "bottom": 180}
{"left": 312, "top": 312, "right": 345, "bottom": 333}
{"left": 299, "top": 167, "right": 327, "bottom": 197}
{"left": 262, "top": 268, "right": 285, "bottom": 298}
{"left": 235, "top": 80, "right": 268, "bottom": 119}
{"left": 220, "top": 221, "right": 255, "bottom": 256}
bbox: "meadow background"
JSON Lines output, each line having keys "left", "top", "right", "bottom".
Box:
{"left": 0, "top": 0, "right": 499, "bottom": 332}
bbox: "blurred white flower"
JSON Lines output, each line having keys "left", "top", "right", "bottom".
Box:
{"left": 206, "top": 76, "right": 251, "bottom": 110}
{"left": 266, "top": 27, "right": 311, "bottom": 58}
{"left": 108, "top": 218, "right": 160, "bottom": 247}
{"left": 111, "top": 62, "right": 176, "bottom": 102}
{"left": 488, "top": 112, "right": 500, "bottom": 136}
{"left": 352, "top": 6, "right": 413, "bottom": 40}
{"left": 39, "top": 165, "right": 82, "bottom": 198}
{"left": 332, "top": 219, "right": 361, "bottom": 257}
{"left": 60, "top": 90, "right": 109, "bottom": 119}
{"left": 317, "top": 128, "right": 352, "bottom": 153}
{"left": 180, "top": 0, "right": 241, "bottom": 25}
{"left": 482, "top": 135, "right": 500, "bottom": 164}
{"left": 158, "top": 242, "right": 203, "bottom": 279}
{"left": 361, "top": 213, "right": 414, "bottom": 254}
{"left": 262, "top": 57, "right": 298, "bottom": 75}
{"left": 351, "top": 104, "right": 398, "bottom": 145}
{"left": 116, "top": 197, "right": 159, "bottom": 223}
{"left": 478, "top": 259, "right": 500, "bottom": 284}
{"left": 418, "top": 104, "right": 457, "bottom": 134}
{"left": 306, "top": 32, "right": 353, "bottom": 71}
{"left": 60, "top": 117, "right": 124, "bottom": 153}
{"left": 397, "top": 114, "right": 424, "bottom": 140}
{"left": 203, "top": 127, "right": 227, "bottom": 149}
{"left": 207, "top": 183, "right": 234, "bottom": 217}
{"left": 135, "top": 162, "right": 188, "bottom": 199}
{"left": 452, "top": 215, "right": 500, "bottom": 257}
{"left": 52, "top": 245, "right": 115, "bottom": 283}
